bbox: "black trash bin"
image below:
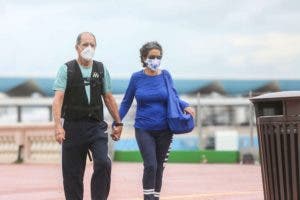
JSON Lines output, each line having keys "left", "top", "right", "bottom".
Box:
{"left": 250, "top": 91, "right": 300, "bottom": 200}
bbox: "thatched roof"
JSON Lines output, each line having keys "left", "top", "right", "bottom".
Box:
{"left": 190, "top": 81, "right": 226, "bottom": 95}
{"left": 249, "top": 81, "right": 280, "bottom": 96}
{"left": 6, "top": 79, "right": 46, "bottom": 97}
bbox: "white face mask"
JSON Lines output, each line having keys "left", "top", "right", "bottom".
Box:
{"left": 80, "top": 46, "right": 95, "bottom": 61}
{"left": 145, "top": 58, "right": 161, "bottom": 71}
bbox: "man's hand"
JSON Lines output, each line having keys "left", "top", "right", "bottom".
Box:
{"left": 53, "top": 91, "right": 65, "bottom": 144}
{"left": 110, "top": 125, "right": 122, "bottom": 141}
{"left": 55, "top": 126, "right": 65, "bottom": 144}
{"left": 184, "top": 106, "right": 196, "bottom": 118}
{"left": 103, "top": 92, "right": 123, "bottom": 141}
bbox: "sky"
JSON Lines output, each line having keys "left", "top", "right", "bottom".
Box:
{"left": 0, "top": 0, "right": 299, "bottom": 79}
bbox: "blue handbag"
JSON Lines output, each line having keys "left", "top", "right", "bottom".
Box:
{"left": 162, "top": 70, "right": 194, "bottom": 134}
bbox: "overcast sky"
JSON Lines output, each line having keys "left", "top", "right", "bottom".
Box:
{"left": 0, "top": 0, "right": 299, "bottom": 79}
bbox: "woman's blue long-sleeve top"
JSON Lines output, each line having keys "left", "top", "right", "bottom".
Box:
{"left": 119, "top": 70, "right": 189, "bottom": 131}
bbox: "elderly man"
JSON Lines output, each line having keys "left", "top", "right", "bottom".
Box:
{"left": 52, "top": 32, "right": 122, "bottom": 200}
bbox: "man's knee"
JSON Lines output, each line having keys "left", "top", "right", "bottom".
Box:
{"left": 94, "top": 157, "right": 111, "bottom": 171}
{"left": 63, "top": 171, "right": 85, "bottom": 182}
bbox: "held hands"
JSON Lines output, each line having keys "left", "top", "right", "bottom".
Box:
{"left": 110, "top": 123, "right": 123, "bottom": 141}
{"left": 55, "top": 125, "right": 65, "bottom": 144}
{"left": 184, "top": 106, "right": 196, "bottom": 118}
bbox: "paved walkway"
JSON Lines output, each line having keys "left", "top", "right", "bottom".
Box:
{"left": 0, "top": 163, "right": 263, "bottom": 200}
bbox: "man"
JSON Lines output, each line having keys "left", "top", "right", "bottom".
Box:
{"left": 52, "top": 32, "right": 123, "bottom": 200}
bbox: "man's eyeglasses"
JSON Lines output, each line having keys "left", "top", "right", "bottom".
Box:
{"left": 147, "top": 55, "right": 162, "bottom": 60}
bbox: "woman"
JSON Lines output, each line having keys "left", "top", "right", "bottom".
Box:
{"left": 118, "top": 41, "right": 195, "bottom": 200}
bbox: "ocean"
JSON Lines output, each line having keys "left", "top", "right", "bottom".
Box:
{"left": 1, "top": 77, "right": 300, "bottom": 96}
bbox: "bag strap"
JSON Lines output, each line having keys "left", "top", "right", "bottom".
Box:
{"left": 162, "top": 70, "right": 185, "bottom": 113}
{"left": 162, "top": 70, "right": 171, "bottom": 95}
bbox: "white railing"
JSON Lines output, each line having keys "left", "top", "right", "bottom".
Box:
{"left": 0, "top": 95, "right": 256, "bottom": 163}
{"left": 0, "top": 123, "right": 57, "bottom": 163}
{"left": 0, "top": 123, "right": 114, "bottom": 163}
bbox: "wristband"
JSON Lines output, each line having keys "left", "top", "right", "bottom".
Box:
{"left": 114, "top": 122, "right": 123, "bottom": 127}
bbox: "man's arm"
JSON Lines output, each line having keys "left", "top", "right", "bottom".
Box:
{"left": 103, "top": 92, "right": 121, "bottom": 122}
{"left": 103, "top": 92, "right": 122, "bottom": 140}
{"left": 52, "top": 91, "right": 65, "bottom": 144}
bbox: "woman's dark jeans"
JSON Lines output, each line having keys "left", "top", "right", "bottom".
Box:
{"left": 135, "top": 128, "right": 173, "bottom": 200}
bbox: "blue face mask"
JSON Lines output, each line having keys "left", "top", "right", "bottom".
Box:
{"left": 145, "top": 58, "right": 161, "bottom": 71}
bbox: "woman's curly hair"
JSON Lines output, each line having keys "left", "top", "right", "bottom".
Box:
{"left": 139, "top": 41, "right": 163, "bottom": 67}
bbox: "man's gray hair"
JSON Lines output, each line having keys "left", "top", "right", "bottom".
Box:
{"left": 76, "top": 32, "right": 97, "bottom": 45}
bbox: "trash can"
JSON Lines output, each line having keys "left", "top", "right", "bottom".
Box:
{"left": 250, "top": 91, "right": 300, "bottom": 200}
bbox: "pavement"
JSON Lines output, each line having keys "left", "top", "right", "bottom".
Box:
{"left": 0, "top": 162, "right": 264, "bottom": 200}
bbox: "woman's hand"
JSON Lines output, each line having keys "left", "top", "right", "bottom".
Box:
{"left": 184, "top": 106, "right": 195, "bottom": 118}
{"left": 110, "top": 123, "right": 123, "bottom": 141}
